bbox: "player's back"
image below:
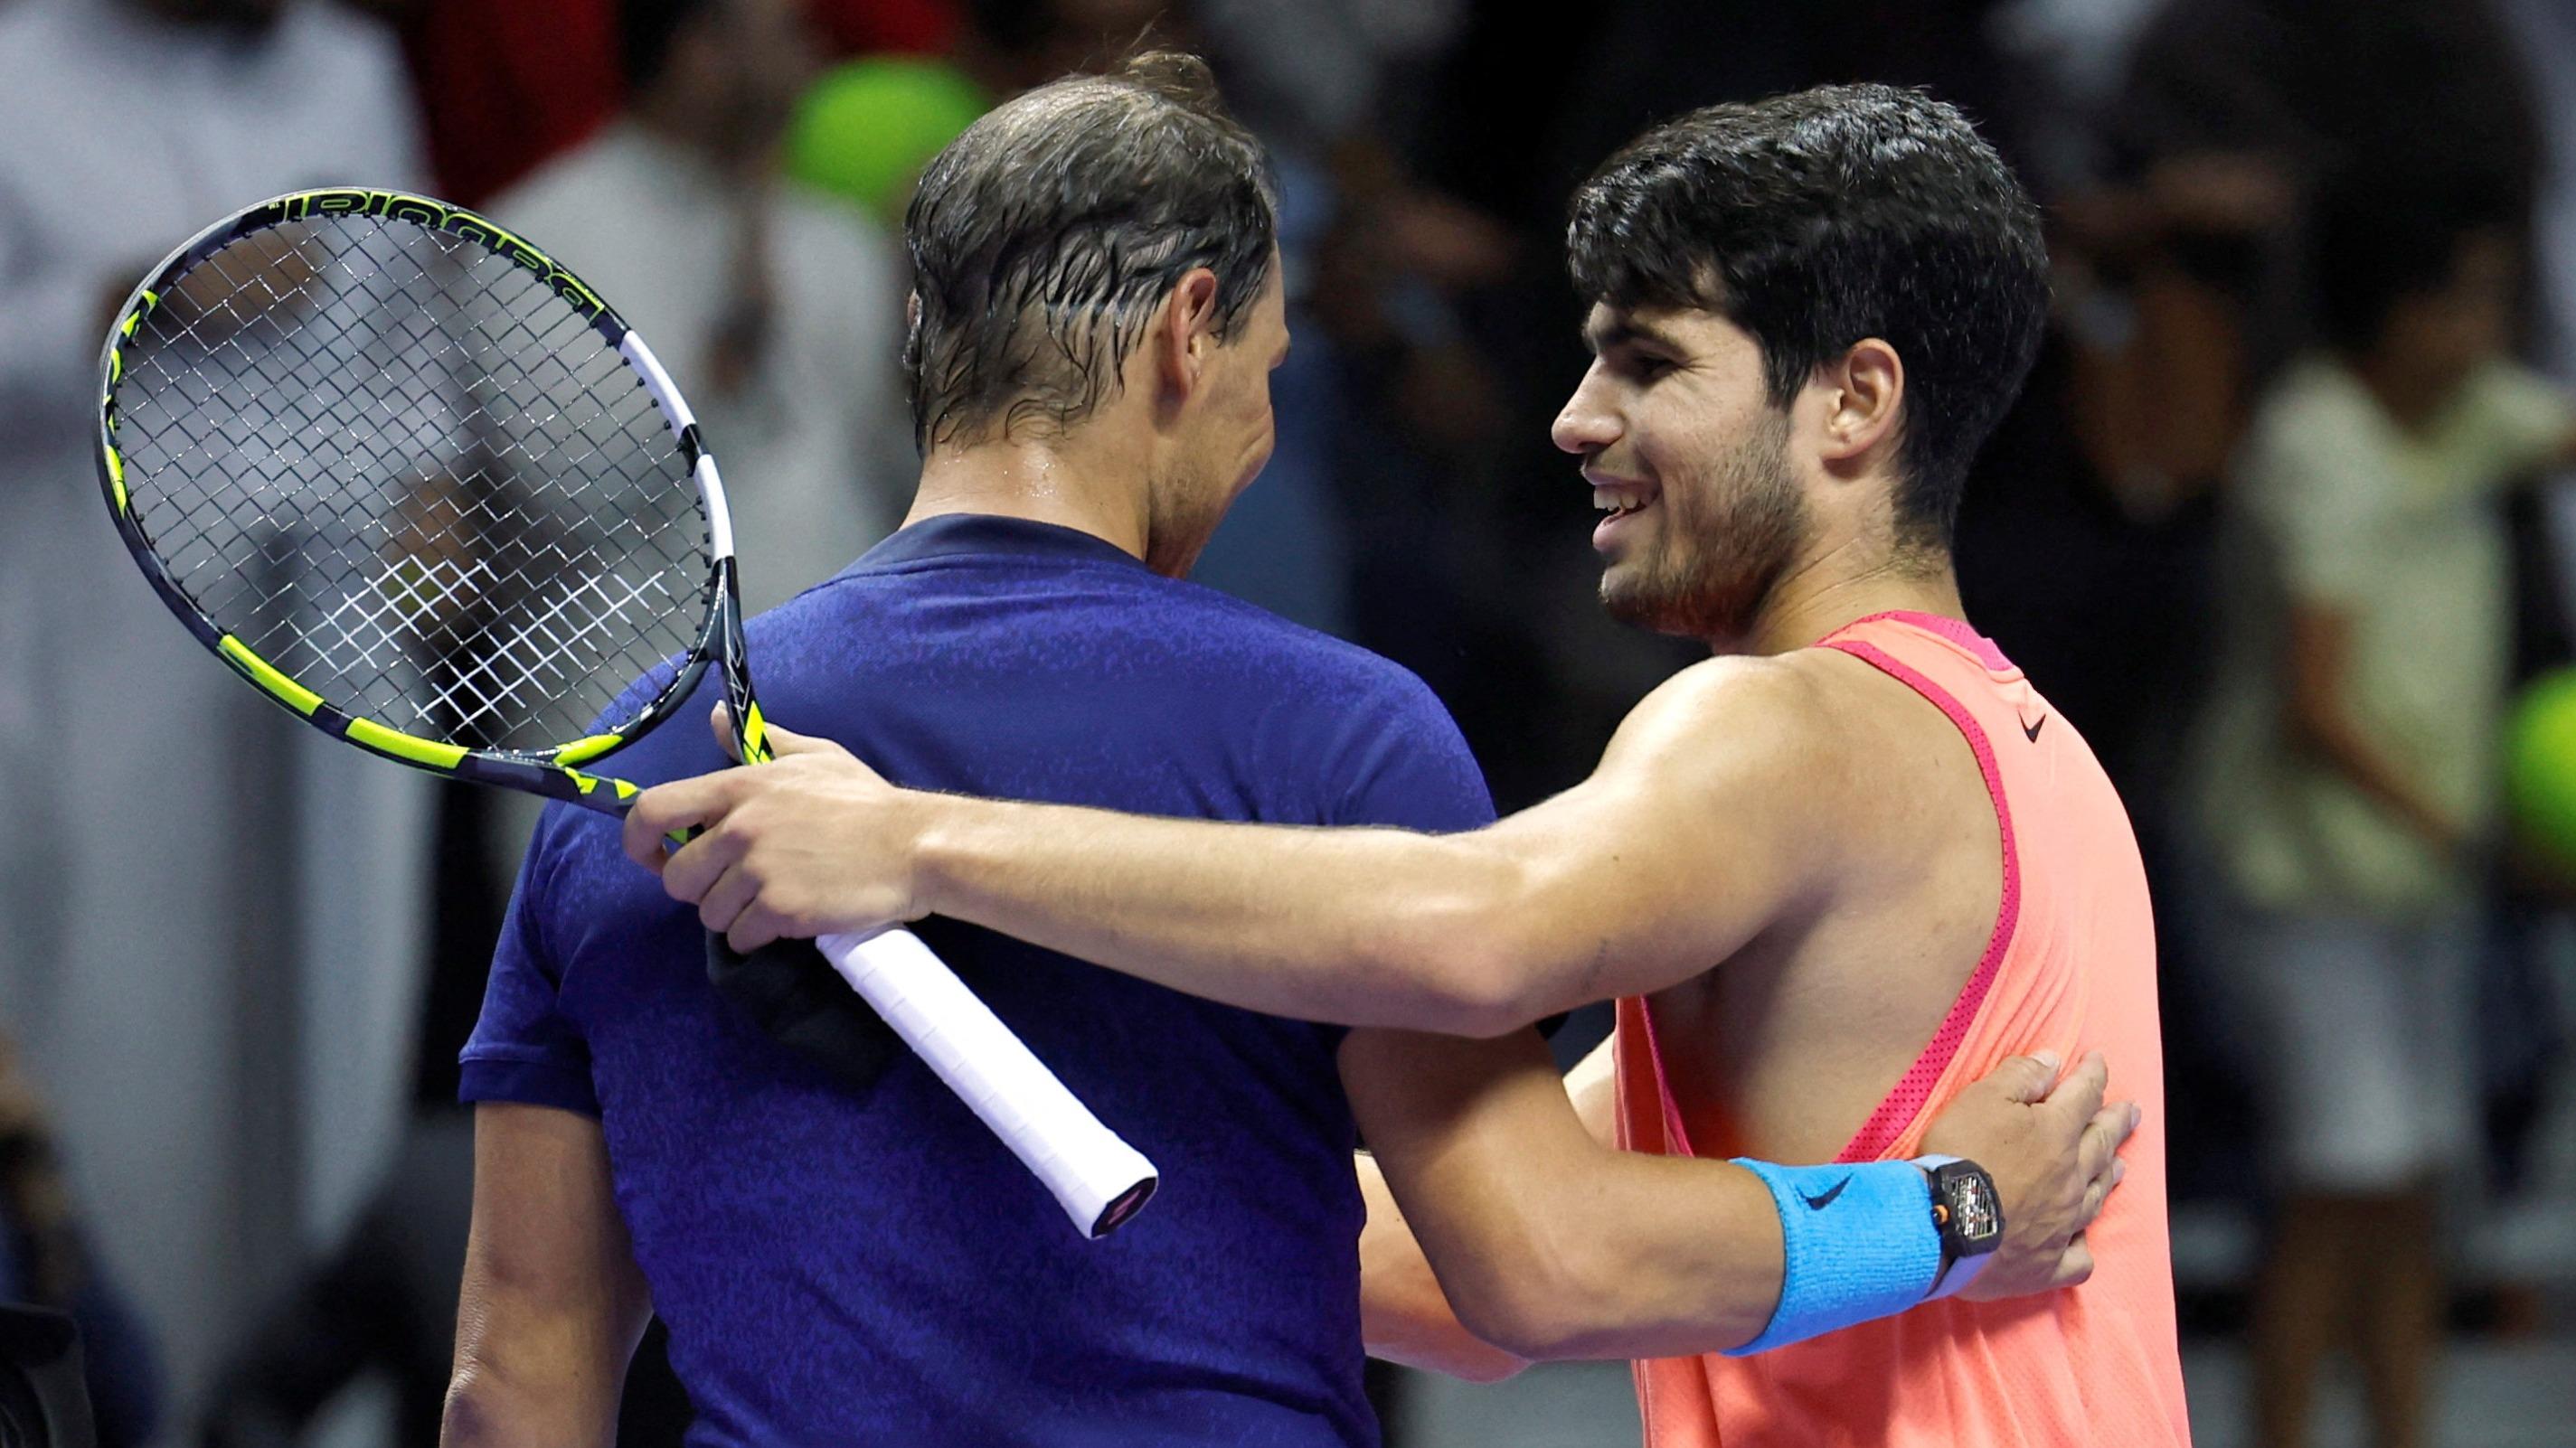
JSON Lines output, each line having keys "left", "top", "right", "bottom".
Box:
{"left": 1613, "top": 610, "right": 2188, "bottom": 1447}
{"left": 463, "top": 514, "right": 1493, "bottom": 1447}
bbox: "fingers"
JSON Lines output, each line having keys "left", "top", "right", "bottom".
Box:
{"left": 694, "top": 861, "right": 759, "bottom": 936}
{"left": 2075, "top": 1152, "right": 2128, "bottom": 1234}
{"left": 726, "top": 903, "right": 787, "bottom": 955}
{"left": 2074, "top": 1101, "right": 2128, "bottom": 1182}
{"left": 2050, "top": 1234, "right": 2096, "bottom": 1290}
{"left": 760, "top": 720, "right": 844, "bottom": 757}
{"left": 707, "top": 700, "right": 846, "bottom": 759}
{"left": 622, "top": 773, "right": 750, "bottom": 870}
{"left": 658, "top": 828, "right": 744, "bottom": 910}
{"left": 709, "top": 701, "right": 743, "bottom": 762}
{"left": 1981, "top": 1049, "right": 2064, "bottom": 1106}
{"left": 2039, "top": 1050, "right": 2109, "bottom": 1121}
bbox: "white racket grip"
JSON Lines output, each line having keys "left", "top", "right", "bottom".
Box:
{"left": 816, "top": 926, "right": 1159, "bottom": 1236}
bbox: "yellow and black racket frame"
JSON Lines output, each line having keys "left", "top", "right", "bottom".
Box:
{"left": 95, "top": 187, "right": 776, "bottom": 822}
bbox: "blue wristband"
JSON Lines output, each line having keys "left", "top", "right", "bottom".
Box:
{"left": 1725, "top": 1159, "right": 1944, "bottom": 1356}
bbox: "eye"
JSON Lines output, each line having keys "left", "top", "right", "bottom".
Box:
{"left": 1624, "top": 352, "right": 1675, "bottom": 381}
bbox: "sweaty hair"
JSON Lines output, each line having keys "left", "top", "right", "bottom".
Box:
{"left": 901, "top": 51, "right": 1279, "bottom": 452}
{"left": 1567, "top": 83, "right": 2048, "bottom": 551}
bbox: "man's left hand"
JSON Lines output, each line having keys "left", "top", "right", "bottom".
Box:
{"left": 621, "top": 706, "right": 926, "bottom": 950}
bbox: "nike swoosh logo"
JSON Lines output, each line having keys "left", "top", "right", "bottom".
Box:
{"left": 2021, "top": 713, "right": 2047, "bottom": 742}
{"left": 1799, "top": 1175, "right": 1853, "bottom": 1210}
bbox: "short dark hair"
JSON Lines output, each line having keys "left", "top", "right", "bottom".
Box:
{"left": 618, "top": 0, "right": 718, "bottom": 96}
{"left": 1567, "top": 84, "right": 2048, "bottom": 550}
{"left": 901, "top": 51, "right": 1279, "bottom": 451}
{"left": 2313, "top": 169, "right": 2522, "bottom": 356}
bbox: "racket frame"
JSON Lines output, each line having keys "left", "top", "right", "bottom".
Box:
{"left": 95, "top": 186, "right": 1158, "bottom": 1237}
{"left": 94, "top": 186, "right": 744, "bottom": 815}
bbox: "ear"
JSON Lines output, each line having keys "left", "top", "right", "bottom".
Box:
{"left": 1815, "top": 337, "right": 1904, "bottom": 475}
{"left": 1152, "top": 268, "right": 1225, "bottom": 406}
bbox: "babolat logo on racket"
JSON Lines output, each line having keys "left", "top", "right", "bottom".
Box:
{"left": 262, "top": 188, "right": 612, "bottom": 321}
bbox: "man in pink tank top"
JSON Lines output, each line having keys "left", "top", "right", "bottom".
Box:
{"left": 631, "top": 81, "right": 2181, "bottom": 1443}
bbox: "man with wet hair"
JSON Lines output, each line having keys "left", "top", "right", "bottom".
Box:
{"left": 637, "top": 81, "right": 2186, "bottom": 1444}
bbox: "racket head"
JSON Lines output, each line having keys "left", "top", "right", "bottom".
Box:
{"left": 95, "top": 187, "right": 747, "bottom": 810}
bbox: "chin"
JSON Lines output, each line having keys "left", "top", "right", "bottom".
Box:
{"left": 1599, "top": 564, "right": 1761, "bottom": 645}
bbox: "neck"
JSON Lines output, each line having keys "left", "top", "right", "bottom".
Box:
{"left": 904, "top": 435, "right": 1154, "bottom": 564}
{"left": 1731, "top": 529, "right": 1966, "bottom": 657}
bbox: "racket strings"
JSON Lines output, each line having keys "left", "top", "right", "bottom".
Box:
{"left": 111, "top": 215, "right": 711, "bottom": 754}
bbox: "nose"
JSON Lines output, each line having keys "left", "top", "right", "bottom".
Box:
{"left": 1552, "top": 364, "right": 1620, "bottom": 456}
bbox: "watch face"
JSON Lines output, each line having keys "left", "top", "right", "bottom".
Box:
{"left": 1943, "top": 1170, "right": 2004, "bottom": 1252}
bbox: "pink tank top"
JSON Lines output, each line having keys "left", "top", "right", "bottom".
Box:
{"left": 1613, "top": 611, "right": 2190, "bottom": 1447}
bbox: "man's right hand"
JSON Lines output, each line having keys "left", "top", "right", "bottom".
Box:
{"left": 1919, "top": 1050, "right": 2137, "bottom": 1301}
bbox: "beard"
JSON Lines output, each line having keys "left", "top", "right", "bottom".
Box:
{"left": 1599, "top": 411, "right": 1805, "bottom": 643}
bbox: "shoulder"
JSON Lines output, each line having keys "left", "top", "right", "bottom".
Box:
{"left": 2248, "top": 358, "right": 2381, "bottom": 450}
{"left": 1173, "top": 579, "right": 1444, "bottom": 707}
{"left": 1615, "top": 652, "right": 1847, "bottom": 760}
{"left": 1606, "top": 650, "right": 1912, "bottom": 831}
{"left": 2237, "top": 358, "right": 2397, "bottom": 513}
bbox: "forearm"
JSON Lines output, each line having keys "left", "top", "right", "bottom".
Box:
{"left": 1463, "top": 1152, "right": 1787, "bottom": 1360}
{"left": 442, "top": 1296, "right": 643, "bottom": 1448}
{"left": 2296, "top": 704, "right": 2456, "bottom": 844}
{"left": 439, "top": 1350, "right": 625, "bottom": 1448}
{"left": 448, "top": 1105, "right": 651, "bottom": 1448}
{"left": 1345, "top": 1030, "right": 1783, "bottom": 1359}
{"left": 2288, "top": 606, "right": 2457, "bottom": 847}
{"left": 1357, "top": 1152, "right": 1529, "bottom": 1382}
{"left": 914, "top": 793, "right": 1561, "bottom": 1033}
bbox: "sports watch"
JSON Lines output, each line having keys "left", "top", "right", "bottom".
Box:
{"left": 1911, "top": 1154, "right": 2004, "bottom": 1300}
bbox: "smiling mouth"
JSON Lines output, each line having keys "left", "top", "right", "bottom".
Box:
{"left": 1592, "top": 484, "right": 1656, "bottom": 520}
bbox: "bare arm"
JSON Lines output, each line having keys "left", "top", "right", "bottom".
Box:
{"left": 1354, "top": 1035, "right": 1614, "bottom": 1379}
{"left": 627, "top": 660, "right": 1834, "bottom": 1036}
{"left": 1341, "top": 1030, "right": 2135, "bottom": 1365}
{"left": 1356, "top": 1147, "right": 1531, "bottom": 1382}
{"left": 2286, "top": 605, "right": 2460, "bottom": 850}
{"left": 1343, "top": 1028, "right": 1786, "bottom": 1360}
{"left": 442, "top": 1104, "right": 652, "bottom": 1448}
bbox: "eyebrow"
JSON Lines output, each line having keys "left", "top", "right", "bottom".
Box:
{"left": 1582, "top": 315, "right": 1687, "bottom": 357}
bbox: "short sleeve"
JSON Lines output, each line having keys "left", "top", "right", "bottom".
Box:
{"left": 1329, "top": 673, "right": 1497, "bottom": 834}
{"left": 2236, "top": 374, "right": 2394, "bottom": 606}
{"left": 2445, "top": 362, "right": 2575, "bottom": 489}
{"left": 459, "top": 806, "right": 601, "bottom": 1116}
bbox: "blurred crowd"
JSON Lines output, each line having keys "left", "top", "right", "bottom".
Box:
{"left": 0, "top": 1, "right": 2572, "bottom": 1446}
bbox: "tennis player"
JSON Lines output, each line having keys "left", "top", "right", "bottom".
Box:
{"left": 456, "top": 57, "right": 2130, "bottom": 1447}
{"left": 635, "top": 83, "right": 2188, "bottom": 1445}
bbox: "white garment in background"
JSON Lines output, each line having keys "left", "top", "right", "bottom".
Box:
{"left": 489, "top": 125, "right": 912, "bottom": 616}
{"left": 0, "top": 0, "right": 429, "bottom": 1406}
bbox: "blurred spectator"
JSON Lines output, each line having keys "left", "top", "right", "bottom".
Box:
{"left": 355, "top": 0, "right": 958, "bottom": 207}
{"left": 487, "top": 0, "right": 912, "bottom": 615}
{"left": 0, "top": 0, "right": 429, "bottom": 1406}
{"left": 2186, "top": 174, "right": 2576, "bottom": 1448}
{"left": 0, "top": 1033, "right": 161, "bottom": 1448}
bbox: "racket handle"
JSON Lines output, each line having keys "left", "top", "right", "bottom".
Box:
{"left": 816, "top": 926, "right": 1158, "bottom": 1237}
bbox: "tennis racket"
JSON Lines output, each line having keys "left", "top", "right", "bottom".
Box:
{"left": 93, "top": 187, "right": 1157, "bottom": 1237}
